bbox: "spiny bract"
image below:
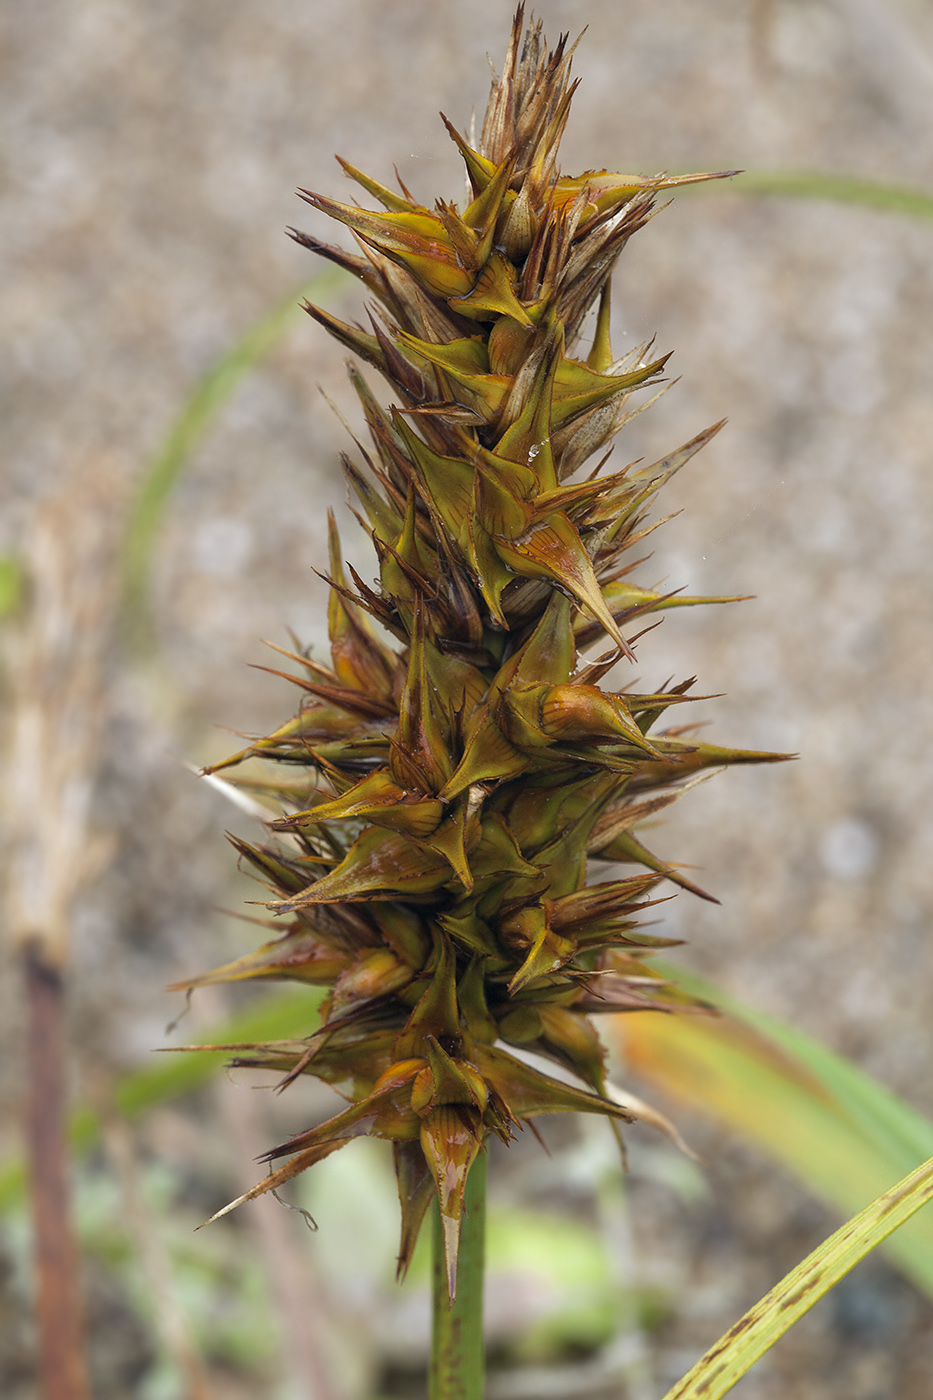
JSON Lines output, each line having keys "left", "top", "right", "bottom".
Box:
{"left": 175, "top": 8, "right": 786, "bottom": 1296}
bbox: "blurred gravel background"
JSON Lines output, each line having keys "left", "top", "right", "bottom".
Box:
{"left": 4, "top": 1, "right": 933, "bottom": 1396}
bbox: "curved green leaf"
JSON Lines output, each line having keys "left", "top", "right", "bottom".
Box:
{"left": 661, "top": 1154, "right": 933, "bottom": 1400}
{"left": 617, "top": 966, "right": 933, "bottom": 1295}
{"left": 122, "top": 268, "right": 348, "bottom": 642}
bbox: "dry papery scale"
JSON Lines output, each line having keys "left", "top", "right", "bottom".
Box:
{"left": 173, "top": 7, "right": 787, "bottom": 1297}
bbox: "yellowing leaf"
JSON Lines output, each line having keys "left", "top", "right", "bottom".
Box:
{"left": 661, "top": 1155, "right": 933, "bottom": 1400}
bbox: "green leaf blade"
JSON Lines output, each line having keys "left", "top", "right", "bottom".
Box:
{"left": 683, "top": 169, "right": 933, "bottom": 220}
{"left": 661, "top": 1155, "right": 933, "bottom": 1400}
{"left": 617, "top": 967, "right": 933, "bottom": 1296}
{"left": 121, "top": 269, "right": 347, "bottom": 643}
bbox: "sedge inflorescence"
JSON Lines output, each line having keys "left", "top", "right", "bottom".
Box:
{"left": 176, "top": 8, "right": 784, "bottom": 1295}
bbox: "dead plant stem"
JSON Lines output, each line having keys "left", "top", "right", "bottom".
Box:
{"left": 25, "top": 943, "right": 91, "bottom": 1400}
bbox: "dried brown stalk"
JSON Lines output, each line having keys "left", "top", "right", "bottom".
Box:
{"left": 5, "top": 467, "right": 121, "bottom": 1400}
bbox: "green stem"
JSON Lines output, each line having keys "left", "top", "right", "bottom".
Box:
{"left": 430, "top": 1151, "right": 486, "bottom": 1400}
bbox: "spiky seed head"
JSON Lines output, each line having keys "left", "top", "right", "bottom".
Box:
{"left": 177, "top": 6, "right": 788, "bottom": 1296}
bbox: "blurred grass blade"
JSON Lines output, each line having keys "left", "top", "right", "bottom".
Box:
{"left": 616, "top": 968, "right": 933, "bottom": 1295}
{"left": 690, "top": 969, "right": 933, "bottom": 1173}
{"left": 0, "top": 989, "right": 322, "bottom": 1212}
{"left": 660, "top": 1154, "right": 933, "bottom": 1400}
{"left": 122, "top": 269, "right": 347, "bottom": 640}
{"left": 0, "top": 555, "right": 23, "bottom": 617}
{"left": 735, "top": 172, "right": 933, "bottom": 219}
{"left": 687, "top": 169, "right": 933, "bottom": 218}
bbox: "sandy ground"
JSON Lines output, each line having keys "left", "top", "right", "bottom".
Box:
{"left": 4, "top": 1, "right": 933, "bottom": 1396}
